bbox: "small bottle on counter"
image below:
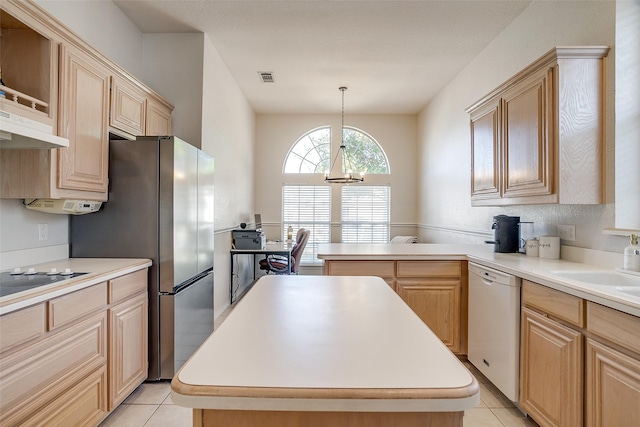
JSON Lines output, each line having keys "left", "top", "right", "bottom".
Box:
{"left": 287, "top": 225, "right": 293, "bottom": 242}
{"left": 624, "top": 234, "right": 640, "bottom": 272}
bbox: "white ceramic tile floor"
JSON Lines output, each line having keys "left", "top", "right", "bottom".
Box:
{"left": 100, "top": 307, "right": 539, "bottom": 427}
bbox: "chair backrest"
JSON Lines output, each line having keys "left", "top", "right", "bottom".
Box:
{"left": 290, "top": 228, "right": 310, "bottom": 273}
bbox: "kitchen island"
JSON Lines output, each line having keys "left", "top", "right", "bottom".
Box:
{"left": 171, "top": 274, "right": 480, "bottom": 427}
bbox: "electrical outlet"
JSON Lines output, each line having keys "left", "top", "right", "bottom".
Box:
{"left": 558, "top": 224, "right": 576, "bottom": 241}
{"left": 38, "top": 223, "right": 48, "bottom": 241}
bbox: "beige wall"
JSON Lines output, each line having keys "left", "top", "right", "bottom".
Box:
{"left": 417, "top": 0, "right": 627, "bottom": 253}
{"left": 254, "top": 114, "right": 418, "bottom": 242}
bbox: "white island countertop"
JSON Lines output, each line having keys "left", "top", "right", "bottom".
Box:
{"left": 172, "top": 275, "right": 479, "bottom": 415}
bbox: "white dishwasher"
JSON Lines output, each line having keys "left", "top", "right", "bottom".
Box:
{"left": 468, "top": 262, "right": 521, "bottom": 402}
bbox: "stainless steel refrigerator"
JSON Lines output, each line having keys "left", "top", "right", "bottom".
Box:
{"left": 70, "top": 136, "right": 214, "bottom": 380}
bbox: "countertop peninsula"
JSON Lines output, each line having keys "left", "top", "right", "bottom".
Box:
{"left": 172, "top": 274, "right": 479, "bottom": 427}
{"left": 317, "top": 243, "right": 640, "bottom": 317}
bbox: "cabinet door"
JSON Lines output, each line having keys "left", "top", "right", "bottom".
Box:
{"left": 109, "top": 293, "right": 148, "bottom": 410}
{"left": 470, "top": 97, "right": 501, "bottom": 203}
{"left": 520, "top": 307, "right": 583, "bottom": 427}
{"left": 146, "top": 98, "right": 172, "bottom": 135}
{"left": 586, "top": 339, "right": 640, "bottom": 427}
{"left": 110, "top": 75, "right": 146, "bottom": 136}
{"left": 396, "top": 280, "right": 460, "bottom": 352}
{"left": 58, "top": 43, "right": 110, "bottom": 193}
{"left": 502, "top": 67, "right": 554, "bottom": 200}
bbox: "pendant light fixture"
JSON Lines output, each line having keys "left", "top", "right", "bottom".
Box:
{"left": 324, "top": 86, "right": 364, "bottom": 184}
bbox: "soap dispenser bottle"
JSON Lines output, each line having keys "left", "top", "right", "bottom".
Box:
{"left": 624, "top": 234, "right": 640, "bottom": 272}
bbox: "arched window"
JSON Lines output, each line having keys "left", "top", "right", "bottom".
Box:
{"left": 282, "top": 126, "right": 391, "bottom": 262}
{"left": 283, "top": 127, "right": 331, "bottom": 173}
{"left": 284, "top": 126, "right": 389, "bottom": 174}
{"left": 341, "top": 127, "right": 389, "bottom": 174}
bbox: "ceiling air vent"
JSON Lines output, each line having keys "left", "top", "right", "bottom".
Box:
{"left": 258, "top": 72, "right": 274, "bottom": 83}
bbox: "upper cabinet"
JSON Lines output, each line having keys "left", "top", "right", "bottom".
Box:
{"left": 467, "top": 46, "right": 609, "bottom": 206}
{"left": 0, "top": 6, "right": 57, "bottom": 130}
{"left": 110, "top": 75, "right": 173, "bottom": 138}
{"left": 58, "top": 43, "right": 110, "bottom": 194}
{"left": 0, "top": 0, "right": 174, "bottom": 202}
{"left": 145, "top": 97, "right": 173, "bottom": 136}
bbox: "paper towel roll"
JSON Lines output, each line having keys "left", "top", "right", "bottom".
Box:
{"left": 539, "top": 236, "right": 560, "bottom": 259}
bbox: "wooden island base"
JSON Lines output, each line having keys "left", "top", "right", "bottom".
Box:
{"left": 194, "top": 409, "right": 463, "bottom": 427}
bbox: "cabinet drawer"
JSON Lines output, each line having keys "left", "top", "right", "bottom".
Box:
{"left": 22, "top": 366, "right": 108, "bottom": 427}
{"left": 522, "top": 280, "right": 585, "bottom": 327}
{"left": 108, "top": 269, "right": 148, "bottom": 304}
{"left": 48, "top": 282, "right": 107, "bottom": 331}
{"left": 326, "top": 261, "right": 395, "bottom": 278}
{"left": 587, "top": 302, "right": 640, "bottom": 356}
{"left": 0, "top": 312, "right": 107, "bottom": 425}
{"left": 0, "top": 303, "right": 46, "bottom": 354}
{"left": 396, "top": 261, "right": 461, "bottom": 278}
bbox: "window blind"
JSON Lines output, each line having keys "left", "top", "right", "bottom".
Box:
{"left": 282, "top": 185, "right": 331, "bottom": 264}
{"left": 341, "top": 186, "right": 390, "bottom": 243}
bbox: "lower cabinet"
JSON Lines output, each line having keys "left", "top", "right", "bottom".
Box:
{"left": 109, "top": 293, "right": 148, "bottom": 409}
{"left": 0, "top": 268, "right": 148, "bottom": 426}
{"left": 585, "top": 301, "right": 640, "bottom": 427}
{"left": 521, "top": 281, "right": 640, "bottom": 427}
{"left": 520, "top": 306, "right": 583, "bottom": 427}
{"left": 396, "top": 280, "right": 460, "bottom": 351}
{"left": 323, "top": 259, "right": 466, "bottom": 354}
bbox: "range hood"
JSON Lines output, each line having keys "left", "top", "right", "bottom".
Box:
{"left": 0, "top": 111, "right": 69, "bottom": 149}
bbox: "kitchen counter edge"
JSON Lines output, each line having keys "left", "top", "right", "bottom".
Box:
{"left": 0, "top": 258, "right": 152, "bottom": 315}
{"left": 318, "top": 243, "right": 640, "bottom": 317}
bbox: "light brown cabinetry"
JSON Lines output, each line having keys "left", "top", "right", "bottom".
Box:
{"left": 0, "top": 5, "right": 57, "bottom": 128}
{"left": 110, "top": 75, "right": 147, "bottom": 136}
{"left": 146, "top": 97, "right": 173, "bottom": 135}
{"left": 0, "top": 268, "right": 148, "bottom": 426}
{"left": 57, "top": 43, "right": 110, "bottom": 194}
{"left": 0, "top": 0, "right": 173, "bottom": 201}
{"left": 520, "top": 281, "right": 640, "bottom": 427}
{"left": 396, "top": 261, "right": 464, "bottom": 353}
{"left": 467, "top": 46, "right": 609, "bottom": 206}
{"left": 520, "top": 306, "right": 583, "bottom": 427}
{"left": 585, "top": 302, "right": 640, "bottom": 427}
{"left": 110, "top": 75, "right": 173, "bottom": 137}
{"left": 323, "top": 259, "right": 467, "bottom": 354}
{"left": 108, "top": 269, "right": 148, "bottom": 409}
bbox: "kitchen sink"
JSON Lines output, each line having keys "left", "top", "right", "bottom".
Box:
{"left": 546, "top": 270, "right": 640, "bottom": 287}
{"left": 616, "top": 287, "right": 640, "bottom": 297}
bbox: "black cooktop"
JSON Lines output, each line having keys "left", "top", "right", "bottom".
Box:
{"left": 0, "top": 272, "right": 88, "bottom": 298}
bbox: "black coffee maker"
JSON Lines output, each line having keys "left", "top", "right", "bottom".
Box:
{"left": 485, "top": 215, "right": 520, "bottom": 253}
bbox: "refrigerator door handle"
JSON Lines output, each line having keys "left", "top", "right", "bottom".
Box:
{"left": 170, "top": 268, "right": 213, "bottom": 295}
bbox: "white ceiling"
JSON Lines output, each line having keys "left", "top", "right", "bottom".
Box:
{"left": 113, "top": 0, "right": 531, "bottom": 114}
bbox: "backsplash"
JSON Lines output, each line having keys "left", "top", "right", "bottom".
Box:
{"left": 0, "top": 199, "right": 69, "bottom": 270}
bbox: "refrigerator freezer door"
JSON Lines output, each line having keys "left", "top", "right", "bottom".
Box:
{"left": 159, "top": 270, "right": 214, "bottom": 379}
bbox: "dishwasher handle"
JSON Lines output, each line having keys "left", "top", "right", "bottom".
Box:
{"left": 469, "top": 263, "right": 518, "bottom": 287}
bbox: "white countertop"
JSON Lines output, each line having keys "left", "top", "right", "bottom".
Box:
{"left": 172, "top": 275, "right": 480, "bottom": 412}
{"left": 318, "top": 243, "right": 640, "bottom": 317}
{"left": 317, "top": 243, "right": 490, "bottom": 260}
{"left": 0, "top": 258, "right": 152, "bottom": 315}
